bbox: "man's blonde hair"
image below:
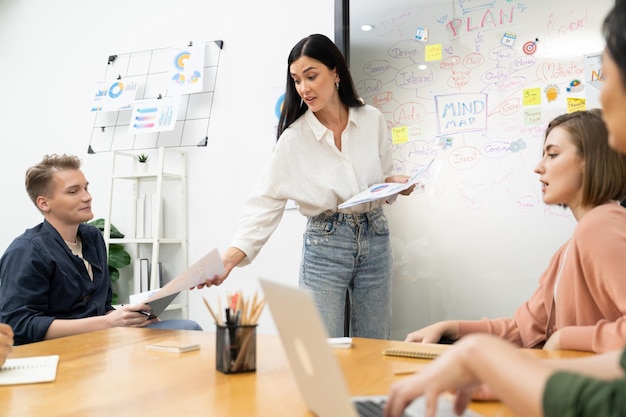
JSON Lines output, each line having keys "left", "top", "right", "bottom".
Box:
{"left": 25, "top": 154, "right": 82, "bottom": 209}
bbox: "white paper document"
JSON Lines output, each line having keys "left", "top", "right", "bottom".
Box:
{"left": 338, "top": 158, "right": 434, "bottom": 209}
{"left": 129, "top": 248, "right": 225, "bottom": 317}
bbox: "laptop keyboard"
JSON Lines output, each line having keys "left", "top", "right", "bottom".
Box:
{"left": 355, "top": 399, "right": 386, "bottom": 417}
{"left": 354, "top": 396, "right": 482, "bottom": 417}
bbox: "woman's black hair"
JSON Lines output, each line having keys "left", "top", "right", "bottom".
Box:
{"left": 276, "top": 34, "right": 363, "bottom": 140}
{"left": 603, "top": 1, "right": 626, "bottom": 92}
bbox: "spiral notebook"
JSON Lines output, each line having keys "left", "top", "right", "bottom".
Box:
{"left": 382, "top": 342, "right": 449, "bottom": 359}
{"left": 0, "top": 355, "right": 60, "bottom": 385}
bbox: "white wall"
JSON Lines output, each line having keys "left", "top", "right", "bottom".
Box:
{"left": 0, "top": 0, "right": 331, "bottom": 334}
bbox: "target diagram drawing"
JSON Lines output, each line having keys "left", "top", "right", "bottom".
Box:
{"left": 522, "top": 38, "right": 539, "bottom": 55}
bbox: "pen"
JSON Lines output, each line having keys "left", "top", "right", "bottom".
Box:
{"left": 137, "top": 310, "right": 152, "bottom": 317}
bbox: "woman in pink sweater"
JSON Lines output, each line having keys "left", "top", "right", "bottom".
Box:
{"left": 405, "top": 109, "right": 626, "bottom": 353}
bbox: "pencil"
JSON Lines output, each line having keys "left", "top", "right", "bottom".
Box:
{"left": 216, "top": 294, "right": 223, "bottom": 324}
{"left": 250, "top": 298, "right": 266, "bottom": 324}
{"left": 202, "top": 296, "right": 222, "bottom": 325}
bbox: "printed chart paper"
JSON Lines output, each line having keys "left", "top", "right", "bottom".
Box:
{"left": 168, "top": 45, "right": 206, "bottom": 96}
{"left": 128, "top": 96, "right": 180, "bottom": 134}
{"left": 338, "top": 159, "right": 434, "bottom": 209}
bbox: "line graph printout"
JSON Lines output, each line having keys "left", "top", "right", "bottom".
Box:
{"left": 88, "top": 40, "right": 222, "bottom": 153}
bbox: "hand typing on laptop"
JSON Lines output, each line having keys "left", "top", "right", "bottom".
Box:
{"left": 384, "top": 334, "right": 542, "bottom": 417}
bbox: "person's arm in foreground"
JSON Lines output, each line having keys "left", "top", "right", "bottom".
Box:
{"left": 0, "top": 323, "right": 13, "bottom": 365}
{"left": 384, "top": 333, "right": 622, "bottom": 417}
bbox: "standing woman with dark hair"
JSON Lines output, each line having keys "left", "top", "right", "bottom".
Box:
{"left": 198, "top": 34, "right": 414, "bottom": 338}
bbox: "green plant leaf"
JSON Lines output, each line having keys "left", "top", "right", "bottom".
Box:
{"left": 87, "top": 219, "right": 131, "bottom": 305}
{"left": 109, "top": 266, "right": 120, "bottom": 284}
{"left": 109, "top": 244, "right": 131, "bottom": 269}
{"left": 87, "top": 219, "right": 125, "bottom": 238}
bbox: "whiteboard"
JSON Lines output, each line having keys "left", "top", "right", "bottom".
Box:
{"left": 347, "top": 0, "right": 611, "bottom": 339}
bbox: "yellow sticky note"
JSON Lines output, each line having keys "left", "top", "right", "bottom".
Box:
{"left": 567, "top": 97, "right": 586, "bottom": 113}
{"left": 425, "top": 44, "right": 442, "bottom": 62}
{"left": 523, "top": 88, "right": 541, "bottom": 106}
{"left": 392, "top": 126, "right": 409, "bottom": 144}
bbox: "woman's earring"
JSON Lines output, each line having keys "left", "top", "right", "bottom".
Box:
{"left": 336, "top": 82, "right": 339, "bottom": 90}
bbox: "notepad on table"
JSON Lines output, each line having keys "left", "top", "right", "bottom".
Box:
{"left": 0, "top": 355, "right": 60, "bottom": 385}
{"left": 382, "top": 342, "right": 448, "bottom": 359}
{"left": 326, "top": 337, "right": 352, "bottom": 349}
{"left": 145, "top": 340, "right": 201, "bottom": 353}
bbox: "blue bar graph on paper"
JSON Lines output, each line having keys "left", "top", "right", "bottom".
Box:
{"left": 158, "top": 105, "right": 174, "bottom": 127}
{"left": 137, "top": 107, "right": 158, "bottom": 113}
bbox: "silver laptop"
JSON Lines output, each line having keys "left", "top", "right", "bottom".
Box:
{"left": 259, "top": 278, "right": 481, "bottom": 417}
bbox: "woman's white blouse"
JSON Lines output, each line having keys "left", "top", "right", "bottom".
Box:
{"left": 231, "top": 104, "right": 393, "bottom": 263}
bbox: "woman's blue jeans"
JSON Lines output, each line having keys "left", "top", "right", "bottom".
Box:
{"left": 299, "top": 208, "right": 392, "bottom": 339}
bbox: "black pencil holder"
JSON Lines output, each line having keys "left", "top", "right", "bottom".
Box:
{"left": 216, "top": 324, "right": 257, "bottom": 374}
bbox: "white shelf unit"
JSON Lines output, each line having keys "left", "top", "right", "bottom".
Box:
{"left": 103, "top": 147, "right": 189, "bottom": 319}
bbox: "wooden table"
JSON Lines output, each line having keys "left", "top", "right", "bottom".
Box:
{"left": 1, "top": 328, "right": 591, "bottom": 417}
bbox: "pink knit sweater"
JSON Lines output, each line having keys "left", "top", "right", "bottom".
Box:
{"left": 458, "top": 202, "right": 626, "bottom": 353}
